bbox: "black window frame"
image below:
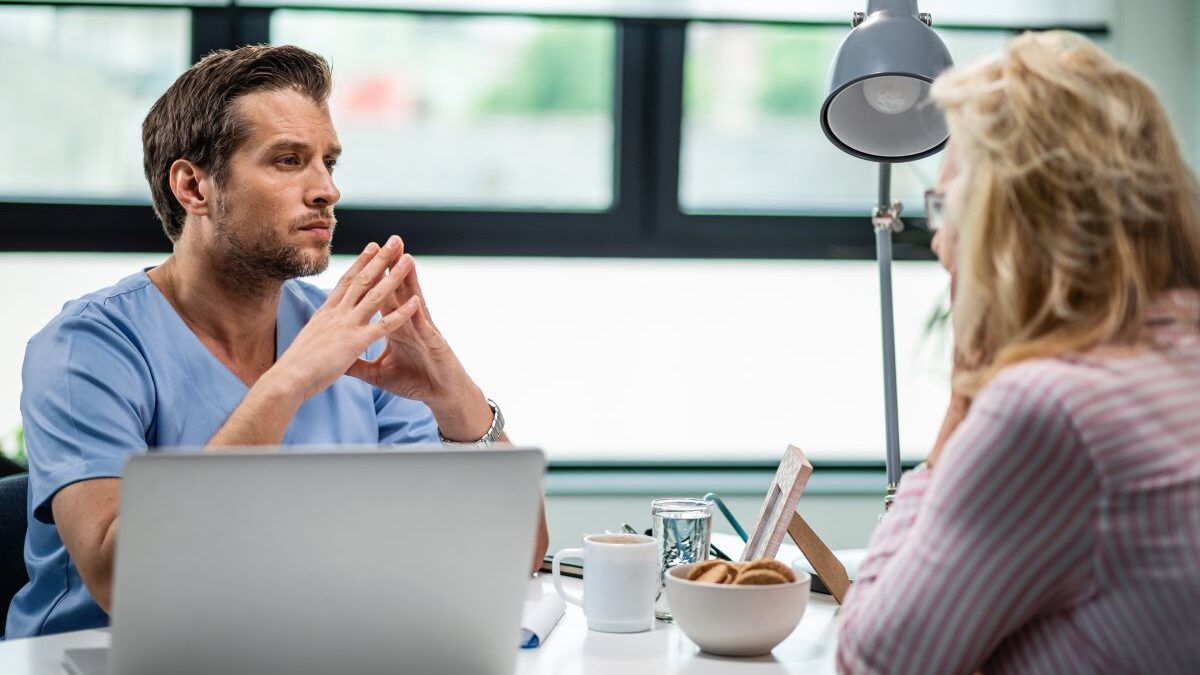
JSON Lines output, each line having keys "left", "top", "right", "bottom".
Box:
{"left": 0, "top": 2, "right": 1109, "bottom": 260}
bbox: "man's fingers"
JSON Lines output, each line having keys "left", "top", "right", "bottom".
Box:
{"left": 345, "top": 357, "right": 380, "bottom": 386}
{"left": 356, "top": 255, "right": 411, "bottom": 320}
{"left": 402, "top": 255, "right": 435, "bottom": 324}
{"left": 327, "top": 242, "right": 379, "bottom": 305}
{"left": 387, "top": 254, "right": 416, "bottom": 309}
{"left": 398, "top": 261, "right": 439, "bottom": 342}
{"left": 379, "top": 253, "right": 409, "bottom": 315}
{"left": 374, "top": 296, "right": 422, "bottom": 338}
{"left": 412, "top": 297, "right": 440, "bottom": 342}
{"left": 341, "top": 235, "right": 402, "bottom": 307}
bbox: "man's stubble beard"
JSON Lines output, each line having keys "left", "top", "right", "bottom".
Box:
{"left": 210, "top": 192, "right": 334, "bottom": 296}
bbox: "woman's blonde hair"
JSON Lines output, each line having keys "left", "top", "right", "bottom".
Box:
{"left": 930, "top": 30, "right": 1200, "bottom": 396}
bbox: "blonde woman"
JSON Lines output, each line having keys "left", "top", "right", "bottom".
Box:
{"left": 837, "top": 32, "right": 1200, "bottom": 674}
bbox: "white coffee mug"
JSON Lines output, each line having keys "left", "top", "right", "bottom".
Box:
{"left": 552, "top": 533, "right": 659, "bottom": 633}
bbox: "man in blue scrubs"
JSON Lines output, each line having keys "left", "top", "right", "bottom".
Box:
{"left": 6, "top": 45, "right": 549, "bottom": 638}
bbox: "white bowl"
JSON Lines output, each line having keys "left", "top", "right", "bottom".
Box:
{"left": 664, "top": 563, "right": 811, "bottom": 657}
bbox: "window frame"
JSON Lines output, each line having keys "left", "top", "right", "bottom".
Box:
{"left": 0, "top": 2, "right": 1109, "bottom": 261}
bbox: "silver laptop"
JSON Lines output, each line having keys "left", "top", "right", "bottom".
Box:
{"left": 65, "top": 447, "right": 544, "bottom": 675}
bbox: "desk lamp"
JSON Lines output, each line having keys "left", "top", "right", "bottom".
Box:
{"left": 819, "top": 0, "right": 953, "bottom": 506}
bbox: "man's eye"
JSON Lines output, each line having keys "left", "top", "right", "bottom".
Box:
{"left": 277, "top": 155, "right": 300, "bottom": 167}
{"left": 324, "top": 158, "right": 338, "bottom": 171}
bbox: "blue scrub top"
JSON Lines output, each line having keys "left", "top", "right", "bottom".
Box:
{"left": 5, "top": 271, "right": 438, "bottom": 639}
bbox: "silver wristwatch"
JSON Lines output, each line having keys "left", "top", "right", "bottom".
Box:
{"left": 438, "top": 398, "right": 504, "bottom": 448}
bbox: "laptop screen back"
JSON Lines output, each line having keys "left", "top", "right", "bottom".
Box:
{"left": 109, "top": 448, "right": 544, "bottom": 675}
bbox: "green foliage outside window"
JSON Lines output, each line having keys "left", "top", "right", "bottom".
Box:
{"left": 683, "top": 25, "right": 839, "bottom": 118}
{"left": 757, "top": 31, "right": 835, "bottom": 116}
{"left": 479, "top": 22, "right": 614, "bottom": 115}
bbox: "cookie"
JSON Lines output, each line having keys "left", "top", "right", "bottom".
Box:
{"left": 686, "top": 560, "right": 726, "bottom": 581}
{"left": 738, "top": 559, "right": 796, "bottom": 583}
{"left": 694, "top": 562, "right": 737, "bottom": 584}
{"left": 732, "top": 569, "right": 789, "bottom": 586}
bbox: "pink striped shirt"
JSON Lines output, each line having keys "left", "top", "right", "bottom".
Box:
{"left": 838, "top": 295, "right": 1200, "bottom": 674}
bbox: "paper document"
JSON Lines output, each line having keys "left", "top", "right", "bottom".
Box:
{"left": 519, "top": 594, "right": 566, "bottom": 649}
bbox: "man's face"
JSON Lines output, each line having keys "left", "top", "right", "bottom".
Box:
{"left": 207, "top": 88, "right": 342, "bottom": 287}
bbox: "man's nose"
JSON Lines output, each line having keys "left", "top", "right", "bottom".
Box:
{"left": 308, "top": 165, "right": 340, "bottom": 208}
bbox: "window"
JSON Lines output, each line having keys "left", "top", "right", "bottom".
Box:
{"left": 271, "top": 11, "right": 616, "bottom": 210}
{"left": 1, "top": 3, "right": 1148, "bottom": 467}
{"left": 679, "top": 24, "right": 1010, "bottom": 215}
{"left": 0, "top": 6, "right": 190, "bottom": 202}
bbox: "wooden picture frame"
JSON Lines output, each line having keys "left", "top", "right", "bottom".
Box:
{"left": 741, "top": 445, "right": 813, "bottom": 562}
{"left": 787, "top": 512, "right": 851, "bottom": 603}
{"left": 742, "top": 444, "right": 851, "bottom": 603}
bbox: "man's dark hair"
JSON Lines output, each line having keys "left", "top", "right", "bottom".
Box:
{"left": 142, "top": 44, "right": 332, "bottom": 242}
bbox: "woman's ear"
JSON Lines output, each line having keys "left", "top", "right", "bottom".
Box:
{"left": 168, "top": 159, "right": 212, "bottom": 218}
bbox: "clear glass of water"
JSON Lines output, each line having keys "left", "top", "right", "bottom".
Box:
{"left": 651, "top": 497, "right": 713, "bottom": 622}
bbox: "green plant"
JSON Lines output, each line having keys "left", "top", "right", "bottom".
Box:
{"left": 920, "top": 285, "right": 953, "bottom": 368}
{"left": 1, "top": 425, "right": 26, "bottom": 467}
{"left": 924, "top": 286, "right": 952, "bottom": 338}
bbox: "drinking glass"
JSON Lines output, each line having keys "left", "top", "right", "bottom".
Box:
{"left": 651, "top": 497, "right": 713, "bottom": 621}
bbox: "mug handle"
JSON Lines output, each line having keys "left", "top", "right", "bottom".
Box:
{"left": 551, "top": 547, "right": 584, "bottom": 607}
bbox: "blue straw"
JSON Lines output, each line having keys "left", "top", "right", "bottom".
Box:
{"left": 704, "top": 492, "right": 748, "bottom": 543}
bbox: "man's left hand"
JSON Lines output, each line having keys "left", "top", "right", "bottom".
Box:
{"left": 346, "top": 244, "right": 492, "bottom": 442}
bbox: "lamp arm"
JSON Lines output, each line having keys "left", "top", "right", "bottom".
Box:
{"left": 874, "top": 163, "right": 903, "bottom": 504}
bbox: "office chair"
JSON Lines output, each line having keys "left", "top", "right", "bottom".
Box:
{"left": 0, "top": 473, "right": 29, "bottom": 637}
{"left": 0, "top": 455, "right": 24, "bottom": 478}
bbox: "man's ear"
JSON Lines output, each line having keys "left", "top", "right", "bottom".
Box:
{"left": 168, "top": 159, "right": 213, "bottom": 218}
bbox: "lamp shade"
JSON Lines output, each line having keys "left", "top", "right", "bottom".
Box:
{"left": 819, "top": 0, "right": 954, "bottom": 162}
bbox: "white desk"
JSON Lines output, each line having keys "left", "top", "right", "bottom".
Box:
{"left": 0, "top": 575, "right": 840, "bottom": 674}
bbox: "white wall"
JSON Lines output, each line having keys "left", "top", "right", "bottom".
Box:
{"left": 1195, "top": 1, "right": 1200, "bottom": 168}
{"left": 1112, "top": 0, "right": 1199, "bottom": 166}
{"left": 0, "top": 254, "right": 953, "bottom": 463}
